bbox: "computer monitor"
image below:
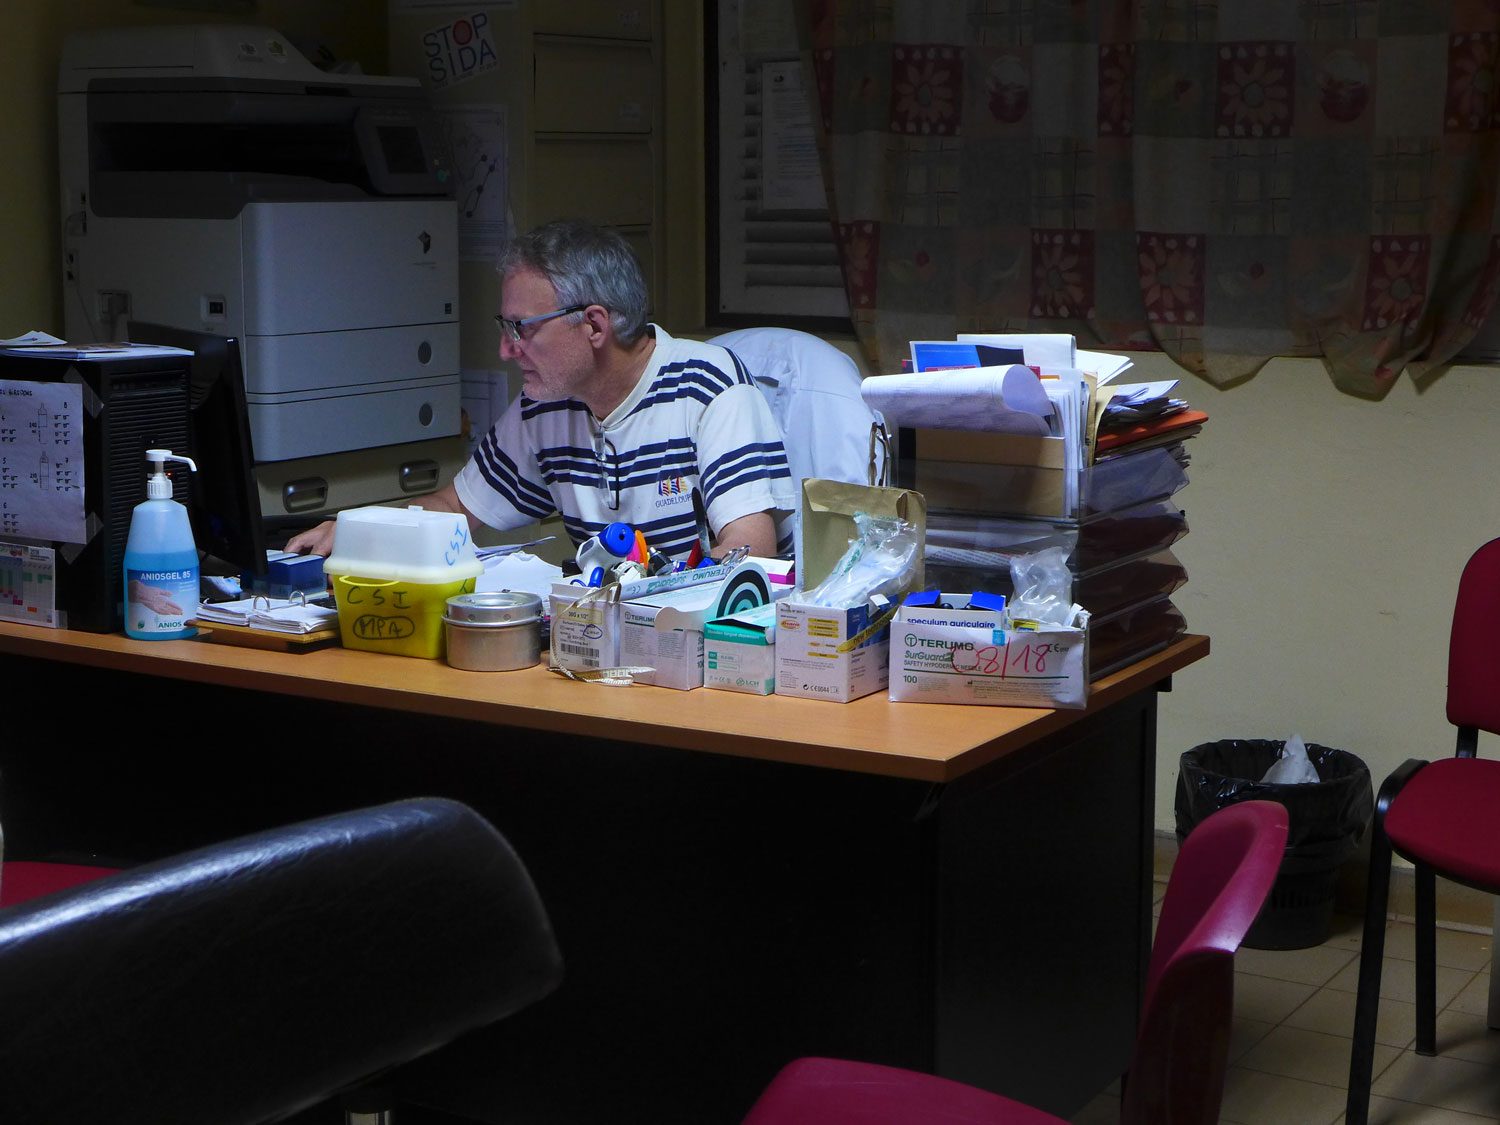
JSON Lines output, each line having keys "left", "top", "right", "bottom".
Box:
{"left": 126, "top": 322, "right": 268, "bottom": 579}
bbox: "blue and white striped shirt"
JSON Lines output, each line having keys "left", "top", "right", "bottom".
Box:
{"left": 455, "top": 326, "right": 796, "bottom": 561}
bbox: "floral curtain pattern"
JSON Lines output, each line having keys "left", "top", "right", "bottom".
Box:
{"left": 795, "top": 0, "right": 1500, "bottom": 397}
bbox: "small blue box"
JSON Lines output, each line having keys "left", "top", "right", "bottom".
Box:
{"left": 246, "top": 552, "right": 328, "bottom": 600}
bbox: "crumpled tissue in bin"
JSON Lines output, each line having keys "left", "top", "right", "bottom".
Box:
{"left": 1260, "top": 733, "right": 1320, "bottom": 785}
{"left": 1175, "top": 738, "right": 1373, "bottom": 871}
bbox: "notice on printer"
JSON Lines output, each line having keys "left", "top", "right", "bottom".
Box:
{"left": 0, "top": 380, "right": 86, "bottom": 543}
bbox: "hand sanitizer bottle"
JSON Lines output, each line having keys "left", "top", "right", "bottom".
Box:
{"left": 123, "top": 449, "right": 200, "bottom": 640}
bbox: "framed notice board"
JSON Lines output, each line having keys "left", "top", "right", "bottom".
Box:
{"left": 708, "top": 0, "right": 850, "bottom": 327}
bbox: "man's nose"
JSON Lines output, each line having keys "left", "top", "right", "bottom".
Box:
{"left": 498, "top": 333, "right": 522, "bottom": 361}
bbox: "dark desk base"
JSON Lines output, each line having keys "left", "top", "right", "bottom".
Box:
{"left": 3, "top": 657, "right": 1159, "bottom": 1124}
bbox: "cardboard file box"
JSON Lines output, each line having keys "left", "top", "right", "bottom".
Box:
{"left": 906, "top": 430, "right": 1070, "bottom": 518}
{"left": 890, "top": 594, "right": 1089, "bottom": 709}
{"left": 775, "top": 598, "right": 891, "bottom": 703}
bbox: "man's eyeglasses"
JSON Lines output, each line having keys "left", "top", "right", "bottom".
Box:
{"left": 493, "top": 304, "right": 588, "bottom": 342}
{"left": 594, "top": 433, "right": 620, "bottom": 511}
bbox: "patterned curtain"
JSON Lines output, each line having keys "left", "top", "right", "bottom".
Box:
{"left": 795, "top": 0, "right": 1500, "bottom": 398}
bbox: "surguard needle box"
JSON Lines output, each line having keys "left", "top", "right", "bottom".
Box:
{"left": 889, "top": 594, "right": 1090, "bottom": 709}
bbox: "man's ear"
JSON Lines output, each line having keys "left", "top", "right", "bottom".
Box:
{"left": 580, "top": 304, "right": 612, "bottom": 350}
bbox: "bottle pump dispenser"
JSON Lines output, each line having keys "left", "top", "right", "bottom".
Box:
{"left": 122, "top": 449, "right": 200, "bottom": 640}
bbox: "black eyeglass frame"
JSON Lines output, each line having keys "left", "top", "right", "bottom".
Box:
{"left": 493, "top": 304, "right": 589, "bottom": 342}
{"left": 595, "top": 434, "right": 620, "bottom": 512}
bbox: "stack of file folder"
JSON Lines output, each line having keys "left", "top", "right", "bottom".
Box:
{"left": 863, "top": 335, "right": 1202, "bottom": 679}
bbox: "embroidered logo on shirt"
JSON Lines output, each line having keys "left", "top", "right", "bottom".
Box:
{"left": 657, "top": 473, "right": 688, "bottom": 497}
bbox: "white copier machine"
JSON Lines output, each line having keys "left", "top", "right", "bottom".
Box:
{"left": 58, "top": 25, "right": 463, "bottom": 514}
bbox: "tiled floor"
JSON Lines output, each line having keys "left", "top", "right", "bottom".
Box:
{"left": 1070, "top": 881, "right": 1500, "bottom": 1125}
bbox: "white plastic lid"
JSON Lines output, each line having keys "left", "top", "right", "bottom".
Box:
{"left": 323, "top": 504, "right": 483, "bottom": 583}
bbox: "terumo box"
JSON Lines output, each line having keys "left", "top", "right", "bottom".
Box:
{"left": 890, "top": 594, "right": 1089, "bottom": 709}
{"left": 774, "top": 598, "right": 890, "bottom": 703}
{"left": 619, "top": 590, "right": 707, "bottom": 690}
{"left": 618, "top": 561, "right": 773, "bottom": 690}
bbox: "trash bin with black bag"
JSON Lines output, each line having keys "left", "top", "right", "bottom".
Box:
{"left": 1175, "top": 738, "right": 1374, "bottom": 949}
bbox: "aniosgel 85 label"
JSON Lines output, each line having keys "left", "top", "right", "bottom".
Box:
{"left": 125, "top": 566, "right": 197, "bottom": 635}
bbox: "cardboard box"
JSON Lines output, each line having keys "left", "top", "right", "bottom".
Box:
{"left": 703, "top": 602, "right": 777, "bottom": 695}
{"left": 619, "top": 585, "right": 710, "bottom": 690}
{"left": 549, "top": 581, "right": 620, "bottom": 673}
{"left": 907, "top": 430, "right": 1070, "bottom": 518}
{"left": 889, "top": 594, "right": 1089, "bottom": 708}
{"left": 614, "top": 560, "right": 775, "bottom": 689}
{"left": 774, "top": 597, "right": 891, "bottom": 703}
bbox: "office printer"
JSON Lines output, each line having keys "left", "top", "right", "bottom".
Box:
{"left": 58, "top": 25, "right": 464, "bottom": 518}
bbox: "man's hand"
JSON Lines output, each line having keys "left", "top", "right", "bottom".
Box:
{"left": 285, "top": 520, "right": 337, "bottom": 557}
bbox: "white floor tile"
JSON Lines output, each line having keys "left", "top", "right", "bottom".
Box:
{"left": 1237, "top": 1025, "right": 1395, "bottom": 1089}
{"left": 1326, "top": 955, "right": 1476, "bottom": 1012}
{"left": 1218, "top": 1066, "right": 1348, "bottom": 1124}
{"left": 1284, "top": 985, "right": 1416, "bottom": 1050}
{"left": 1373, "top": 1051, "right": 1500, "bottom": 1118}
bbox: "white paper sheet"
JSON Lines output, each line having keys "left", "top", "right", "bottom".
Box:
{"left": 0, "top": 380, "right": 86, "bottom": 543}
{"left": 859, "top": 365, "right": 1055, "bottom": 436}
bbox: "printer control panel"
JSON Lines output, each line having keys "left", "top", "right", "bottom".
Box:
{"left": 355, "top": 104, "right": 453, "bottom": 198}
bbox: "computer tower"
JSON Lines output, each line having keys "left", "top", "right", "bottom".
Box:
{"left": 0, "top": 351, "right": 190, "bottom": 632}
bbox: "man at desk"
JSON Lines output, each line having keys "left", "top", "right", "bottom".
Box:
{"left": 289, "top": 219, "right": 796, "bottom": 561}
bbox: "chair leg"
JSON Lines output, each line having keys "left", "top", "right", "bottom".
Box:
{"left": 1346, "top": 827, "right": 1394, "bottom": 1125}
{"left": 1414, "top": 863, "right": 1437, "bottom": 1055}
{"left": 1489, "top": 897, "right": 1500, "bottom": 1031}
{"left": 341, "top": 1084, "right": 394, "bottom": 1125}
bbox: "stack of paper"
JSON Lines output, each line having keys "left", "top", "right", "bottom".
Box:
{"left": 0, "top": 331, "right": 191, "bottom": 361}
{"left": 196, "top": 596, "right": 338, "bottom": 634}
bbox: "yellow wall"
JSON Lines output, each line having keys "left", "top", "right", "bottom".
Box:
{"left": 1, "top": 0, "right": 388, "bottom": 335}
{"left": 1148, "top": 354, "right": 1500, "bottom": 836}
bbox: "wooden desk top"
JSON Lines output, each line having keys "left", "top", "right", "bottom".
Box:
{"left": 0, "top": 621, "right": 1206, "bottom": 783}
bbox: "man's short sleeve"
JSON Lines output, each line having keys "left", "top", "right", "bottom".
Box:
{"left": 453, "top": 398, "right": 556, "bottom": 531}
{"left": 693, "top": 381, "right": 797, "bottom": 537}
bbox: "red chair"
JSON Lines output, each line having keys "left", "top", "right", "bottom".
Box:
{"left": 1345, "top": 536, "right": 1500, "bottom": 1125}
{"left": 740, "top": 800, "right": 1289, "bottom": 1125}
{"left": 0, "top": 860, "right": 118, "bottom": 909}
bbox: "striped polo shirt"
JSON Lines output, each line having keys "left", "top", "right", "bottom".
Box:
{"left": 455, "top": 326, "right": 796, "bottom": 561}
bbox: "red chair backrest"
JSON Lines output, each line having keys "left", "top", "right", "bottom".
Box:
{"left": 1123, "top": 801, "right": 1288, "bottom": 1125}
{"left": 1447, "top": 537, "right": 1500, "bottom": 737}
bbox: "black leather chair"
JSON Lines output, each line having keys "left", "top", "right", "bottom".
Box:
{"left": 0, "top": 797, "right": 563, "bottom": 1125}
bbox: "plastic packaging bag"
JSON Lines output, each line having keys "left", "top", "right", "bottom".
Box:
{"left": 1006, "top": 546, "right": 1081, "bottom": 627}
{"left": 802, "top": 512, "right": 919, "bottom": 609}
{"left": 1260, "top": 733, "right": 1320, "bottom": 784}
